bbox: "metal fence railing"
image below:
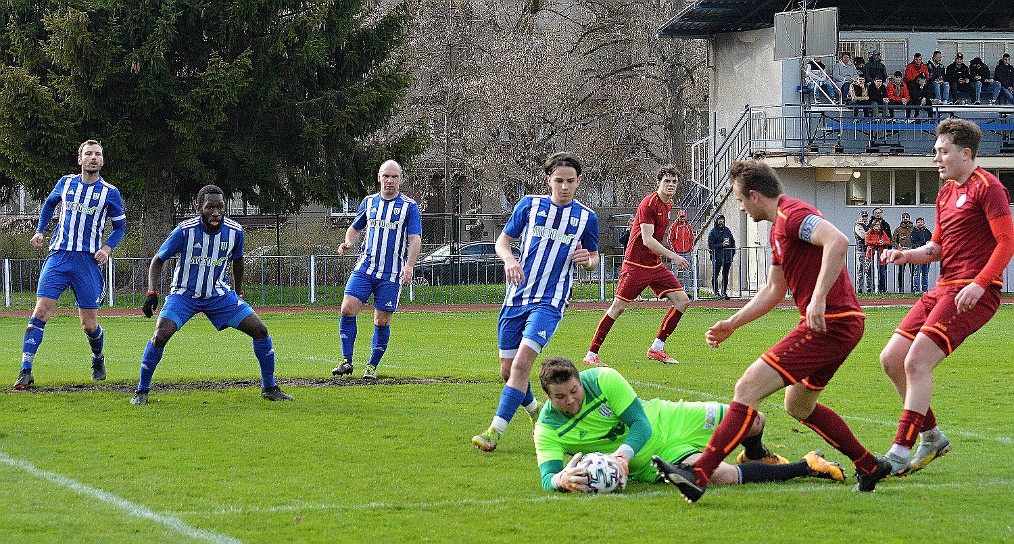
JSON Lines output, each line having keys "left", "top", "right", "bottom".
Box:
{"left": 5, "top": 246, "right": 1013, "bottom": 310}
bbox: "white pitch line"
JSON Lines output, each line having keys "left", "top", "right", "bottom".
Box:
{"left": 630, "top": 380, "right": 1014, "bottom": 445}
{"left": 0, "top": 450, "right": 241, "bottom": 544}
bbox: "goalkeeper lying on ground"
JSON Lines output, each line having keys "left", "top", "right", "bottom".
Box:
{"left": 534, "top": 357, "right": 844, "bottom": 492}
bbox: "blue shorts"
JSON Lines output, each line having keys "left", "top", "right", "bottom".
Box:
{"left": 159, "top": 291, "right": 255, "bottom": 331}
{"left": 497, "top": 304, "right": 564, "bottom": 358}
{"left": 344, "top": 269, "right": 403, "bottom": 312}
{"left": 37, "top": 251, "right": 104, "bottom": 309}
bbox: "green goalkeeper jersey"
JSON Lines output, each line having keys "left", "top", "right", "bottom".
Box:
{"left": 534, "top": 367, "right": 726, "bottom": 484}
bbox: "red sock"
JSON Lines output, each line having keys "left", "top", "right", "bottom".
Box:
{"left": 921, "top": 407, "right": 936, "bottom": 432}
{"left": 589, "top": 314, "right": 616, "bottom": 353}
{"left": 894, "top": 409, "right": 925, "bottom": 449}
{"left": 800, "top": 404, "right": 874, "bottom": 468}
{"left": 656, "top": 306, "right": 683, "bottom": 342}
{"left": 693, "top": 401, "right": 756, "bottom": 486}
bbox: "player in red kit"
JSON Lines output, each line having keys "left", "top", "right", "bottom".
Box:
{"left": 651, "top": 159, "right": 893, "bottom": 502}
{"left": 583, "top": 165, "right": 691, "bottom": 366}
{"left": 879, "top": 118, "right": 1014, "bottom": 476}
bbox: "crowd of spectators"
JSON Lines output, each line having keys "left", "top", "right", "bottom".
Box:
{"left": 852, "top": 208, "right": 934, "bottom": 294}
{"left": 811, "top": 49, "right": 1014, "bottom": 111}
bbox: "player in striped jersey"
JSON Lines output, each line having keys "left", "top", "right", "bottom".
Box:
{"left": 331, "top": 160, "right": 422, "bottom": 380}
{"left": 879, "top": 119, "right": 1014, "bottom": 476}
{"left": 15, "top": 140, "right": 126, "bottom": 390}
{"left": 472, "top": 152, "right": 600, "bottom": 452}
{"left": 655, "top": 159, "right": 892, "bottom": 502}
{"left": 131, "top": 185, "right": 293, "bottom": 405}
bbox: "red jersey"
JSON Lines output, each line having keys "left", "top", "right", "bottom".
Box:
{"left": 933, "top": 167, "right": 1013, "bottom": 286}
{"left": 770, "top": 196, "right": 862, "bottom": 316}
{"left": 625, "top": 192, "right": 672, "bottom": 267}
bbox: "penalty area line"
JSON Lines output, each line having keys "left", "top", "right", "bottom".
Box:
{"left": 0, "top": 449, "right": 241, "bottom": 544}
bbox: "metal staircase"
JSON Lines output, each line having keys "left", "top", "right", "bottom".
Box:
{"left": 679, "top": 106, "right": 753, "bottom": 243}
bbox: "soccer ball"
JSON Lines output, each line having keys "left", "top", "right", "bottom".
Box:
{"left": 580, "top": 452, "right": 623, "bottom": 494}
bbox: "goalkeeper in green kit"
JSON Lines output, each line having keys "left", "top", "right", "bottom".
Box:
{"left": 534, "top": 357, "right": 846, "bottom": 492}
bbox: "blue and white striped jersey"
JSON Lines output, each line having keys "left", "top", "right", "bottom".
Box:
{"left": 351, "top": 192, "right": 422, "bottom": 282}
{"left": 158, "top": 216, "right": 245, "bottom": 299}
{"left": 40, "top": 175, "right": 126, "bottom": 254}
{"left": 502, "top": 195, "right": 599, "bottom": 311}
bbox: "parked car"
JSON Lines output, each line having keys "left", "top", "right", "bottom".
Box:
{"left": 413, "top": 241, "right": 521, "bottom": 286}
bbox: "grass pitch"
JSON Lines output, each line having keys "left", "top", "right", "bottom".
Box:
{"left": 1, "top": 305, "right": 1013, "bottom": 543}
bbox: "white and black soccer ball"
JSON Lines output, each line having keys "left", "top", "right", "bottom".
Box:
{"left": 580, "top": 452, "right": 623, "bottom": 494}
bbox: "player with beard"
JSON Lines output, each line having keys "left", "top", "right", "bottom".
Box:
{"left": 131, "top": 185, "right": 294, "bottom": 405}
{"left": 15, "top": 140, "right": 126, "bottom": 390}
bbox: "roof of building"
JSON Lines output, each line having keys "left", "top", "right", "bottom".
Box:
{"left": 660, "top": 0, "right": 1014, "bottom": 38}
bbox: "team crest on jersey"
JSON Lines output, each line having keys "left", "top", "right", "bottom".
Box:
{"left": 704, "top": 404, "right": 719, "bottom": 429}
{"left": 92, "top": 193, "right": 101, "bottom": 200}
{"left": 956, "top": 194, "right": 967, "bottom": 208}
{"left": 220, "top": 242, "right": 229, "bottom": 251}
{"left": 598, "top": 405, "right": 613, "bottom": 418}
{"left": 570, "top": 217, "right": 579, "bottom": 227}
{"left": 394, "top": 207, "right": 401, "bottom": 215}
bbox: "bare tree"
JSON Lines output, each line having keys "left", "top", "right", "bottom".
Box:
{"left": 395, "top": 0, "right": 708, "bottom": 216}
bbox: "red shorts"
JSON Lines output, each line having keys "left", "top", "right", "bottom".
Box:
{"left": 615, "top": 262, "right": 683, "bottom": 302}
{"left": 761, "top": 314, "right": 865, "bottom": 391}
{"left": 894, "top": 282, "right": 1001, "bottom": 354}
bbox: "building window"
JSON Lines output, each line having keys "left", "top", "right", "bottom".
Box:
{"left": 848, "top": 169, "right": 940, "bottom": 206}
{"left": 938, "top": 40, "right": 1012, "bottom": 66}
{"left": 996, "top": 170, "right": 1014, "bottom": 204}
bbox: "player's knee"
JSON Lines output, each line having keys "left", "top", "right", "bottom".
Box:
{"left": 247, "top": 322, "right": 269, "bottom": 339}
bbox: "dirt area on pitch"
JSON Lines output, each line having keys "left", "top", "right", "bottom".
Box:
{"left": 5, "top": 376, "right": 489, "bottom": 395}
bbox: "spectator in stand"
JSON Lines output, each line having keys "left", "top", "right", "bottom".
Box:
{"left": 969, "top": 57, "right": 1001, "bottom": 105}
{"left": 847, "top": 74, "right": 873, "bottom": 117}
{"left": 893, "top": 213, "right": 914, "bottom": 293}
{"left": 907, "top": 73, "right": 936, "bottom": 118}
{"left": 904, "top": 53, "right": 930, "bottom": 87}
{"left": 668, "top": 209, "right": 697, "bottom": 300}
{"left": 854, "top": 210, "right": 872, "bottom": 294}
{"left": 708, "top": 214, "right": 736, "bottom": 299}
{"left": 946, "top": 53, "right": 973, "bottom": 103}
{"left": 831, "top": 51, "right": 859, "bottom": 101}
{"left": 994, "top": 53, "right": 1014, "bottom": 105}
{"left": 866, "top": 50, "right": 888, "bottom": 83}
{"left": 910, "top": 217, "right": 932, "bottom": 293}
{"left": 806, "top": 56, "right": 837, "bottom": 103}
{"left": 868, "top": 76, "right": 890, "bottom": 118}
{"left": 854, "top": 56, "right": 868, "bottom": 82}
{"left": 887, "top": 71, "right": 911, "bottom": 117}
{"left": 865, "top": 220, "right": 892, "bottom": 293}
{"left": 927, "top": 51, "right": 951, "bottom": 104}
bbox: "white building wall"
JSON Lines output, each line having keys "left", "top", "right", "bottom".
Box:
{"left": 711, "top": 28, "right": 782, "bottom": 135}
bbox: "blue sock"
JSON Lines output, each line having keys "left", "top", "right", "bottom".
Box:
{"left": 86, "top": 325, "right": 104, "bottom": 359}
{"left": 339, "top": 315, "right": 358, "bottom": 363}
{"left": 22, "top": 317, "right": 46, "bottom": 370}
{"left": 522, "top": 383, "right": 535, "bottom": 406}
{"left": 494, "top": 385, "right": 527, "bottom": 424}
{"left": 367, "top": 325, "right": 390, "bottom": 368}
{"left": 253, "top": 336, "right": 276, "bottom": 389}
{"left": 138, "top": 340, "right": 164, "bottom": 391}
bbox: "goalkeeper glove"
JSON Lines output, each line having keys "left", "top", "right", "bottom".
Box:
{"left": 609, "top": 451, "right": 630, "bottom": 491}
{"left": 552, "top": 452, "right": 590, "bottom": 493}
{"left": 142, "top": 292, "right": 159, "bottom": 318}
